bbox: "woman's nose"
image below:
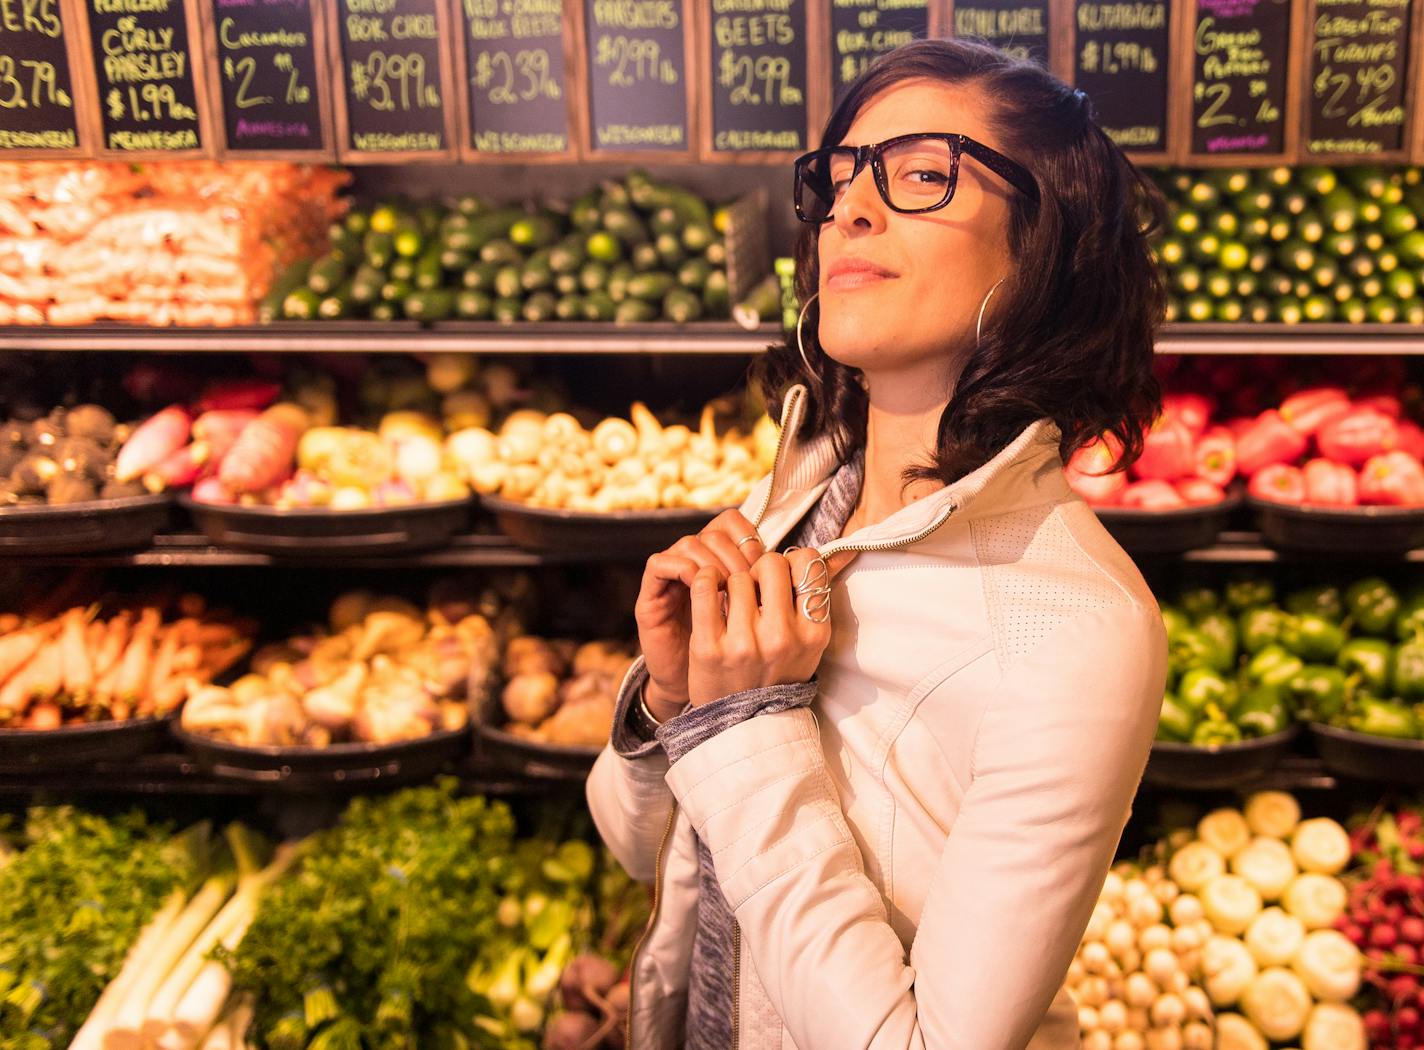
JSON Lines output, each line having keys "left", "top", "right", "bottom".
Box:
{"left": 832, "top": 166, "right": 888, "bottom": 236}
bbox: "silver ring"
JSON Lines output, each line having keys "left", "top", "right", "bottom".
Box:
{"left": 789, "top": 549, "right": 832, "bottom": 624}
{"left": 735, "top": 533, "right": 760, "bottom": 549}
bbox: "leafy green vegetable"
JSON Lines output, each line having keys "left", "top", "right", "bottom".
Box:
{"left": 0, "top": 806, "right": 199, "bottom": 1048}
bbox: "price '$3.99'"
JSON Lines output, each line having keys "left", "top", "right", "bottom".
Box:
{"left": 349, "top": 50, "right": 438, "bottom": 110}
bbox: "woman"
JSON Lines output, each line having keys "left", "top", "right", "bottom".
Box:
{"left": 587, "top": 38, "right": 1169, "bottom": 1050}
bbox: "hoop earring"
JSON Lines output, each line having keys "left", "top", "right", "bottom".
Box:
{"left": 976, "top": 279, "right": 1006, "bottom": 347}
{"left": 796, "top": 291, "right": 821, "bottom": 380}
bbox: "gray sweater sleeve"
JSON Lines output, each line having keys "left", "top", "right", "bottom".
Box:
{"left": 656, "top": 680, "right": 818, "bottom": 764}
{"left": 609, "top": 657, "right": 662, "bottom": 760}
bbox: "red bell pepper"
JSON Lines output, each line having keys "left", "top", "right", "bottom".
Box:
{"left": 1065, "top": 439, "right": 1127, "bottom": 506}
{"left": 1316, "top": 408, "right": 1400, "bottom": 467}
{"left": 1193, "top": 426, "right": 1237, "bottom": 487}
{"left": 1248, "top": 463, "right": 1306, "bottom": 505}
{"left": 1360, "top": 451, "right": 1424, "bottom": 507}
{"left": 1355, "top": 393, "right": 1403, "bottom": 419}
{"left": 1279, "top": 387, "right": 1351, "bottom": 436}
{"left": 1174, "top": 478, "right": 1225, "bottom": 506}
{"left": 1236, "top": 410, "right": 1309, "bottom": 476}
{"left": 1162, "top": 392, "right": 1215, "bottom": 439}
{"left": 1302, "top": 458, "right": 1359, "bottom": 507}
{"left": 1121, "top": 479, "right": 1186, "bottom": 510}
{"left": 1396, "top": 420, "right": 1424, "bottom": 460}
{"left": 1133, "top": 414, "right": 1196, "bottom": 482}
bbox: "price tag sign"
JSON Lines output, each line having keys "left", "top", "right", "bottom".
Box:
{"left": 705, "top": 0, "right": 810, "bottom": 155}
{"left": 458, "top": 0, "right": 571, "bottom": 156}
{"left": 0, "top": 0, "right": 85, "bottom": 154}
{"left": 951, "top": 0, "right": 1051, "bottom": 66}
{"left": 830, "top": 0, "right": 927, "bottom": 105}
{"left": 1188, "top": 0, "right": 1296, "bottom": 158}
{"left": 582, "top": 0, "right": 690, "bottom": 153}
{"left": 333, "top": 0, "right": 453, "bottom": 158}
{"left": 1073, "top": 0, "right": 1174, "bottom": 155}
{"left": 208, "top": 0, "right": 329, "bottom": 155}
{"left": 1304, "top": 0, "right": 1413, "bottom": 157}
{"left": 83, "top": 0, "right": 208, "bottom": 154}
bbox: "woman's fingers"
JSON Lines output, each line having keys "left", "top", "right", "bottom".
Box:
{"left": 784, "top": 548, "right": 834, "bottom": 635}
{"left": 641, "top": 552, "right": 700, "bottom": 592}
{"left": 724, "top": 570, "right": 759, "bottom": 640}
{"left": 750, "top": 553, "right": 794, "bottom": 617}
{"left": 703, "top": 509, "right": 764, "bottom": 564}
{"left": 700, "top": 529, "right": 756, "bottom": 577}
{"left": 689, "top": 566, "right": 726, "bottom": 647}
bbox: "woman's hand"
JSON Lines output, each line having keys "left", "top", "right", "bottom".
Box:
{"left": 634, "top": 510, "right": 766, "bottom": 719}
{"left": 687, "top": 549, "right": 835, "bottom": 707}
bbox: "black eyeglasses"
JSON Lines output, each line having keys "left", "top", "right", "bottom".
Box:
{"left": 793, "top": 133, "right": 1039, "bottom": 224}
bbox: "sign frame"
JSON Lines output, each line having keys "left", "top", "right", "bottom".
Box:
{"left": 1066, "top": 0, "right": 1184, "bottom": 164}
{"left": 573, "top": 0, "right": 698, "bottom": 163}
{"left": 0, "top": 0, "right": 95, "bottom": 158}
{"left": 70, "top": 0, "right": 216, "bottom": 159}
{"left": 448, "top": 0, "right": 581, "bottom": 164}
{"left": 197, "top": 0, "right": 335, "bottom": 160}
{"left": 324, "top": 0, "right": 458, "bottom": 164}
{"left": 696, "top": 0, "right": 822, "bottom": 165}
{"left": 943, "top": 0, "right": 1066, "bottom": 75}
{"left": 1175, "top": 0, "right": 1308, "bottom": 165}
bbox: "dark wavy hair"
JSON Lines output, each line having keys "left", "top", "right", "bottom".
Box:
{"left": 752, "top": 38, "right": 1165, "bottom": 483}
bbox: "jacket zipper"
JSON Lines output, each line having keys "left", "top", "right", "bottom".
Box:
{"left": 751, "top": 386, "right": 805, "bottom": 530}
{"left": 626, "top": 801, "right": 680, "bottom": 1050}
{"left": 817, "top": 499, "right": 960, "bottom": 559}
{"left": 731, "top": 923, "right": 742, "bottom": 1048}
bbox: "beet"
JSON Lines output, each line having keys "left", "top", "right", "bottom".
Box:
{"left": 542, "top": 1010, "right": 601, "bottom": 1050}
{"left": 559, "top": 954, "right": 620, "bottom": 1013}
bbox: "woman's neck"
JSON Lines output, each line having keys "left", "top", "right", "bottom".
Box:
{"left": 847, "top": 372, "right": 953, "bottom": 533}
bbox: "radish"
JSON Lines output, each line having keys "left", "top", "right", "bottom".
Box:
{"left": 115, "top": 406, "right": 192, "bottom": 483}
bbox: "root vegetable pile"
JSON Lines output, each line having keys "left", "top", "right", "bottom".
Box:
{"left": 500, "top": 637, "right": 637, "bottom": 748}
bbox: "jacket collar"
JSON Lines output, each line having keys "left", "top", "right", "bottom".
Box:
{"left": 754, "top": 384, "right": 1067, "bottom": 554}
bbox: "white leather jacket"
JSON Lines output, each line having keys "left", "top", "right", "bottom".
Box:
{"left": 587, "top": 385, "right": 1168, "bottom": 1050}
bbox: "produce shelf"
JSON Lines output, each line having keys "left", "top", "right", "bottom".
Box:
{"left": 4, "top": 321, "right": 1424, "bottom": 355}
{"left": 1171, "top": 530, "right": 1424, "bottom": 563}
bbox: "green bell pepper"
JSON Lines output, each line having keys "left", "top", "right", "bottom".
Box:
{"left": 1337, "top": 638, "right": 1395, "bottom": 696}
{"left": 1177, "top": 667, "right": 1237, "bottom": 713}
{"left": 1234, "top": 686, "right": 1289, "bottom": 738}
{"left": 1346, "top": 577, "right": 1402, "bottom": 637}
{"left": 1159, "top": 604, "right": 1191, "bottom": 641}
{"left": 1225, "top": 576, "right": 1276, "bottom": 612}
{"left": 1168, "top": 628, "right": 1215, "bottom": 682}
{"left": 1287, "top": 665, "right": 1349, "bottom": 723}
{"left": 1178, "top": 587, "right": 1220, "bottom": 620}
{"left": 1247, "top": 644, "right": 1307, "bottom": 691}
{"left": 1284, "top": 585, "right": 1345, "bottom": 623}
{"left": 1349, "top": 697, "right": 1421, "bottom": 739}
{"left": 1194, "top": 611, "right": 1239, "bottom": 673}
{"left": 1191, "top": 716, "right": 1244, "bottom": 747}
{"left": 1239, "top": 607, "right": 1287, "bottom": 655}
{"left": 1393, "top": 638, "right": 1424, "bottom": 700}
{"left": 1281, "top": 613, "right": 1347, "bottom": 662}
{"left": 1156, "top": 694, "right": 1196, "bottom": 743}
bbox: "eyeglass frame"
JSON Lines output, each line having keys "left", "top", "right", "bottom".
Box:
{"left": 792, "top": 132, "right": 1040, "bottom": 224}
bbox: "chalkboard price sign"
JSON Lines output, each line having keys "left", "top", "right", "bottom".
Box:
{"left": 334, "top": 0, "right": 450, "bottom": 156}
{"left": 0, "top": 0, "right": 84, "bottom": 153}
{"left": 1188, "top": 0, "right": 1294, "bottom": 156}
{"left": 952, "top": 0, "right": 1050, "bottom": 66}
{"left": 707, "top": 0, "right": 809, "bottom": 154}
{"left": 583, "top": 0, "right": 689, "bottom": 152}
{"left": 831, "top": 0, "right": 928, "bottom": 104}
{"left": 84, "top": 0, "right": 206, "bottom": 153}
{"left": 1305, "top": 0, "right": 1413, "bottom": 156}
{"left": 459, "top": 0, "right": 570, "bottom": 155}
{"left": 210, "top": 0, "right": 327, "bottom": 154}
{"left": 1073, "top": 0, "right": 1173, "bottom": 153}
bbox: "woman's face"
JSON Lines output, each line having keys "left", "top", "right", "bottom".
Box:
{"left": 816, "top": 79, "right": 1016, "bottom": 388}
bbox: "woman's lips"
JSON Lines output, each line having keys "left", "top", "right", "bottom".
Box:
{"left": 826, "top": 270, "right": 895, "bottom": 290}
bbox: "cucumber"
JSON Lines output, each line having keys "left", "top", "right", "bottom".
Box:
{"left": 381, "top": 277, "right": 414, "bottom": 303}
{"left": 607, "top": 263, "right": 634, "bottom": 302}
{"left": 627, "top": 272, "right": 676, "bottom": 300}
{"left": 370, "top": 300, "right": 398, "bottom": 322}
{"left": 625, "top": 168, "right": 656, "bottom": 209}
{"left": 368, "top": 204, "right": 401, "bottom": 234}
{"left": 663, "top": 287, "right": 703, "bottom": 323}
{"left": 403, "top": 289, "right": 456, "bottom": 322}
{"left": 655, "top": 232, "right": 685, "bottom": 265}
{"left": 704, "top": 240, "right": 727, "bottom": 267}
{"left": 462, "top": 261, "right": 499, "bottom": 291}
{"left": 282, "top": 286, "right": 320, "bottom": 320}
{"left": 681, "top": 224, "right": 713, "bottom": 254}
{"left": 509, "top": 213, "right": 562, "bottom": 250}
{"left": 702, "top": 269, "right": 730, "bottom": 316}
{"left": 393, "top": 218, "right": 425, "bottom": 258}
{"left": 388, "top": 257, "right": 417, "bottom": 283}
{"left": 554, "top": 294, "right": 583, "bottom": 320}
{"left": 307, "top": 251, "right": 350, "bottom": 295}
{"left": 327, "top": 226, "right": 360, "bottom": 259}
{"left": 579, "top": 262, "right": 609, "bottom": 292}
{"left": 492, "top": 296, "right": 523, "bottom": 324}
{"left": 455, "top": 194, "right": 484, "bottom": 216}
{"left": 439, "top": 247, "right": 474, "bottom": 272}
{"left": 649, "top": 206, "right": 681, "bottom": 236}
{"left": 456, "top": 289, "right": 493, "bottom": 319}
{"left": 615, "top": 298, "right": 657, "bottom": 324}
{"left": 343, "top": 210, "right": 371, "bottom": 237}
{"left": 416, "top": 204, "right": 444, "bottom": 237}
{"left": 549, "top": 235, "right": 587, "bottom": 274}
{"left": 599, "top": 179, "right": 631, "bottom": 208}
{"left": 522, "top": 291, "right": 557, "bottom": 322}
{"left": 349, "top": 263, "right": 386, "bottom": 306}
{"left": 585, "top": 231, "right": 622, "bottom": 263}
{"left": 363, "top": 230, "right": 395, "bottom": 269}
{"left": 520, "top": 249, "right": 555, "bottom": 291}
{"left": 414, "top": 248, "right": 444, "bottom": 290}
{"left": 677, "top": 257, "right": 711, "bottom": 290}
{"left": 582, "top": 291, "right": 616, "bottom": 321}
{"left": 318, "top": 281, "right": 354, "bottom": 320}
{"left": 602, "top": 206, "right": 649, "bottom": 245}
{"left": 570, "top": 188, "right": 602, "bottom": 231}
{"left": 631, "top": 243, "right": 661, "bottom": 273}
{"left": 494, "top": 265, "right": 525, "bottom": 300}
{"left": 554, "top": 273, "right": 580, "bottom": 296}
{"left": 258, "top": 260, "right": 312, "bottom": 323}
{"left": 480, "top": 238, "right": 524, "bottom": 265}
{"left": 647, "top": 185, "right": 711, "bottom": 227}
{"left": 439, "top": 211, "right": 474, "bottom": 237}
{"left": 445, "top": 207, "right": 522, "bottom": 254}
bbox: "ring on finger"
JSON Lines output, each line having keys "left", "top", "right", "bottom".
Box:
{"left": 788, "top": 549, "right": 833, "bottom": 624}
{"left": 734, "top": 533, "right": 761, "bottom": 550}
